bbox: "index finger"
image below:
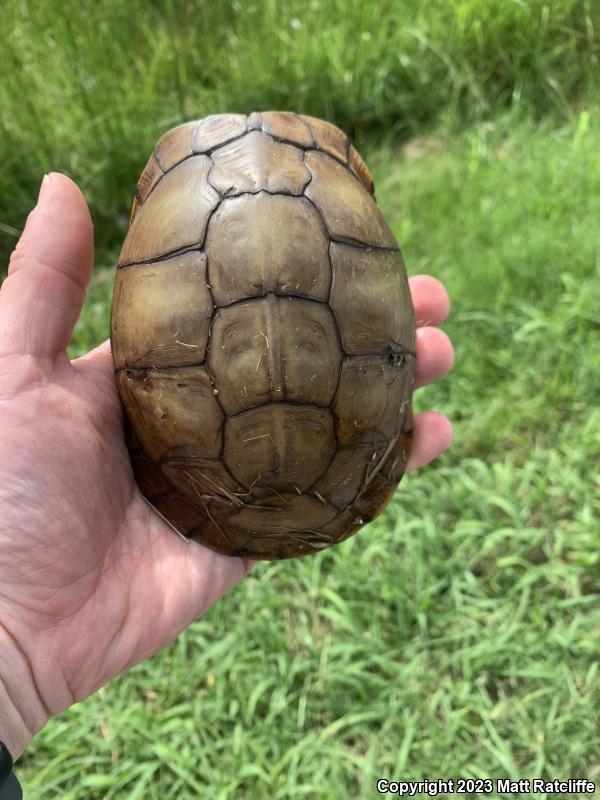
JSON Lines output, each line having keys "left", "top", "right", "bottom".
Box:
{"left": 409, "top": 275, "right": 450, "bottom": 327}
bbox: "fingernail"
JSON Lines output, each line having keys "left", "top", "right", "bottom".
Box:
{"left": 38, "top": 173, "right": 51, "bottom": 201}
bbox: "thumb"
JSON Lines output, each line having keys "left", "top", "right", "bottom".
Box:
{"left": 0, "top": 173, "right": 94, "bottom": 361}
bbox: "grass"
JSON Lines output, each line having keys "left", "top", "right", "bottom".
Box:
{"left": 1, "top": 0, "right": 600, "bottom": 265}
{"left": 2, "top": 0, "right": 600, "bottom": 796}
{"left": 16, "top": 107, "right": 600, "bottom": 797}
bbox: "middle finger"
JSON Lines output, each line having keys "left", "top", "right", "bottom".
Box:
{"left": 413, "top": 325, "right": 454, "bottom": 388}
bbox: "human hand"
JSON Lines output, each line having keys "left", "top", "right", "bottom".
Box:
{"left": 0, "top": 173, "right": 453, "bottom": 759}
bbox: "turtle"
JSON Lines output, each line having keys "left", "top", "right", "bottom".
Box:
{"left": 110, "top": 112, "right": 416, "bottom": 560}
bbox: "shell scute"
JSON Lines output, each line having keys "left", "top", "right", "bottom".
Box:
{"left": 311, "top": 447, "right": 374, "bottom": 510}
{"left": 161, "top": 457, "right": 245, "bottom": 515}
{"left": 191, "top": 114, "right": 247, "bottom": 153}
{"left": 228, "top": 494, "right": 338, "bottom": 549}
{"left": 112, "top": 251, "right": 210, "bottom": 369}
{"left": 149, "top": 490, "right": 210, "bottom": 534}
{"left": 209, "top": 130, "right": 311, "bottom": 196}
{"left": 208, "top": 296, "right": 341, "bottom": 415}
{"left": 223, "top": 404, "right": 335, "bottom": 493}
{"left": 130, "top": 154, "right": 163, "bottom": 223}
{"left": 301, "top": 114, "right": 349, "bottom": 162}
{"left": 334, "top": 356, "right": 414, "bottom": 448}
{"left": 119, "top": 155, "right": 219, "bottom": 265}
{"left": 116, "top": 366, "right": 223, "bottom": 462}
{"left": 260, "top": 111, "right": 314, "bottom": 147}
{"left": 304, "top": 151, "right": 396, "bottom": 247}
{"left": 329, "top": 243, "right": 415, "bottom": 355}
{"left": 154, "top": 121, "right": 198, "bottom": 171}
{"left": 347, "top": 144, "right": 375, "bottom": 195}
{"left": 206, "top": 193, "right": 330, "bottom": 306}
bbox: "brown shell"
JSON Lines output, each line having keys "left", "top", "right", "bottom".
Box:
{"left": 111, "top": 112, "right": 416, "bottom": 560}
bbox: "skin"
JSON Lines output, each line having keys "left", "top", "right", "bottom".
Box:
{"left": 0, "top": 173, "right": 454, "bottom": 759}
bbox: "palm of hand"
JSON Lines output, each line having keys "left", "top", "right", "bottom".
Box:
{"left": 0, "top": 173, "right": 452, "bottom": 742}
{"left": 0, "top": 345, "right": 246, "bottom": 711}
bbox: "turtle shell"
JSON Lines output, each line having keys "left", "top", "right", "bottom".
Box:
{"left": 110, "top": 112, "right": 416, "bottom": 560}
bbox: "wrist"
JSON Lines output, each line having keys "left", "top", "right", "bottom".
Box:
{"left": 0, "top": 625, "right": 49, "bottom": 759}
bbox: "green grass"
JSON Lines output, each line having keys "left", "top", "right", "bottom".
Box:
{"left": 17, "top": 107, "right": 600, "bottom": 798}
{"left": 1, "top": 0, "right": 600, "bottom": 265}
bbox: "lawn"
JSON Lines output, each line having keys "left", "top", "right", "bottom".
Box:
{"left": 2, "top": 1, "right": 600, "bottom": 798}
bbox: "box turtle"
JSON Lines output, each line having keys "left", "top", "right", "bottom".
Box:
{"left": 111, "top": 112, "right": 416, "bottom": 560}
